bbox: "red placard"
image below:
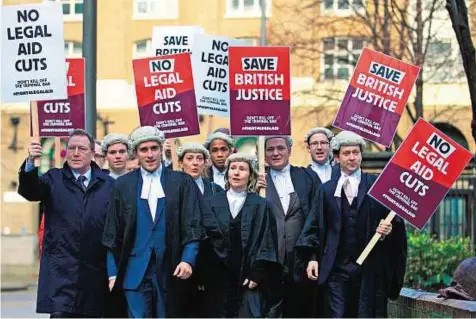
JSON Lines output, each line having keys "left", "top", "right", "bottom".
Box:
{"left": 368, "top": 118, "right": 473, "bottom": 230}
{"left": 229, "top": 46, "right": 290, "bottom": 136}
{"left": 333, "top": 47, "right": 420, "bottom": 147}
{"left": 133, "top": 53, "right": 200, "bottom": 139}
{"left": 31, "top": 58, "right": 85, "bottom": 137}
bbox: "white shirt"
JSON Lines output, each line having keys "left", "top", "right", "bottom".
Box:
{"left": 334, "top": 169, "right": 362, "bottom": 205}
{"left": 227, "top": 188, "right": 247, "bottom": 219}
{"left": 195, "top": 177, "right": 205, "bottom": 195}
{"left": 270, "top": 164, "right": 295, "bottom": 214}
{"left": 109, "top": 170, "right": 126, "bottom": 180}
{"left": 311, "top": 161, "right": 332, "bottom": 184}
{"left": 72, "top": 167, "right": 92, "bottom": 188}
{"left": 212, "top": 166, "right": 226, "bottom": 189}
{"left": 140, "top": 165, "right": 165, "bottom": 220}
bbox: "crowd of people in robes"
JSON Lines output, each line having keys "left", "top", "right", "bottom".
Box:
{"left": 20, "top": 124, "right": 410, "bottom": 318}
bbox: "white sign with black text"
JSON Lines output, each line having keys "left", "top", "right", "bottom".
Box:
{"left": 191, "top": 34, "right": 246, "bottom": 117}
{"left": 1, "top": 3, "right": 67, "bottom": 102}
{"left": 151, "top": 25, "right": 203, "bottom": 57}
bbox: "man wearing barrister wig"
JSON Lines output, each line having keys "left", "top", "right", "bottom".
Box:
{"left": 262, "top": 135, "right": 321, "bottom": 318}
{"left": 296, "top": 131, "right": 408, "bottom": 317}
{"left": 102, "top": 133, "right": 130, "bottom": 179}
{"left": 304, "top": 127, "right": 340, "bottom": 185}
{"left": 204, "top": 132, "right": 235, "bottom": 190}
{"left": 102, "top": 126, "right": 203, "bottom": 318}
{"left": 200, "top": 153, "right": 277, "bottom": 317}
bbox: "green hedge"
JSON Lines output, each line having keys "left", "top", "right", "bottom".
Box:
{"left": 404, "top": 231, "right": 475, "bottom": 291}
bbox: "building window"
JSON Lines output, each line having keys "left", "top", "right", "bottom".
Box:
{"left": 64, "top": 41, "right": 82, "bottom": 58}
{"left": 133, "top": 0, "right": 178, "bottom": 20}
{"left": 321, "top": 37, "right": 363, "bottom": 81}
{"left": 133, "top": 39, "right": 152, "bottom": 58}
{"left": 225, "top": 0, "right": 271, "bottom": 18}
{"left": 322, "top": 0, "right": 364, "bottom": 16}
{"left": 425, "top": 40, "right": 465, "bottom": 83}
{"left": 47, "top": 0, "right": 83, "bottom": 20}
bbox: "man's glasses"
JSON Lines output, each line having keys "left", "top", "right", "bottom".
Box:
{"left": 309, "top": 141, "right": 330, "bottom": 147}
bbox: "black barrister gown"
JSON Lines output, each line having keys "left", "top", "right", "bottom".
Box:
{"left": 296, "top": 172, "right": 408, "bottom": 317}
{"left": 183, "top": 178, "right": 224, "bottom": 318}
{"left": 201, "top": 192, "right": 278, "bottom": 318}
{"left": 101, "top": 168, "right": 204, "bottom": 318}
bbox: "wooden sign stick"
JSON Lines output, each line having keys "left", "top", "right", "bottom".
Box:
{"left": 258, "top": 136, "right": 266, "bottom": 197}
{"left": 207, "top": 115, "right": 214, "bottom": 136}
{"left": 54, "top": 137, "right": 62, "bottom": 168}
{"left": 31, "top": 101, "right": 41, "bottom": 167}
{"left": 168, "top": 138, "right": 179, "bottom": 171}
{"left": 356, "top": 211, "right": 396, "bottom": 265}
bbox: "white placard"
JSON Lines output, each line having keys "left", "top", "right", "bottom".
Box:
{"left": 1, "top": 3, "right": 67, "bottom": 103}
{"left": 152, "top": 25, "right": 203, "bottom": 56}
{"left": 191, "top": 34, "right": 246, "bottom": 117}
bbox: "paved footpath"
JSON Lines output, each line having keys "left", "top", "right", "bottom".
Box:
{"left": 1, "top": 287, "right": 48, "bottom": 318}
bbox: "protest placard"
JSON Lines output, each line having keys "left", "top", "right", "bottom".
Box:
{"left": 152, "top": 25, "right": 203, "bottom": 56}
{"left": 1, "top": 2, "right": 67, "bottom": 102}
{"left": 368, "top": 118, "right": 473, "bottom": 230}
{"left": 31, "top": 58, "right": 85, "bottom": 137}
{"left": 333, "top": 47, "right": 420, "bottom": 147}
{"left": 229, "top": 46, "right": 291, "bottom": 135}
{"left": 191, "top": 34, "right": 246, "bottom": 117}
{"left": 133, "top": 53, "right": 200, "bottom": 139}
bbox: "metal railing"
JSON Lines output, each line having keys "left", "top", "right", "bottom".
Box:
{"left": 428, "top": 175, "right": 476, "bottom": 245}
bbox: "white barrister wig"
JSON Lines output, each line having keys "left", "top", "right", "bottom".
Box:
{"left": 129, "top": 126, "right": 165, "bottom": 153}
{"left": 264, "top": 136, "right": 293, "bottom": 148}
{"left": 203, "top": 132, "right": 234, "bottom": 150}
{"left": 330, "top": 131, "right": 367, "bottom": 151}
{"left": 177, "top": 143, "right": 210, "bottom": 161}
{"left": 101, "top": 133, "right": 130, "bottom": 153}
{"left": 225, "top": 152, "right": 259, "bottom": 174}
{"left": 304, "top": 127, "right": 334, "bottom": 144}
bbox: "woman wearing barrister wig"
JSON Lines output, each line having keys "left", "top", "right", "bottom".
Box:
{"left": 177, "top": 142, "right": 224, "bottom": 196}
{"left": 200, "top": 153, "right": 278, "bottom": 318}
{"left": 176, "top": 143, "right": 224, "bottom": 317}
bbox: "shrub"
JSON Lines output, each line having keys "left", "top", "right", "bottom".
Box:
{"left": 404, "top": 231, "right": 475, "bottom": 291}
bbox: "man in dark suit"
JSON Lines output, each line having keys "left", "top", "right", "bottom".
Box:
{"left": 262, "top": 136, "right": 320, "bottom": 317}
{"left": 102, "top": 126, "right": 203, "bottom": 318}
{"left": 297, "top": 131, "right": 407, "bottom": 317}
{"left": 19, "top": 129, "right": 114, "bottom": 318}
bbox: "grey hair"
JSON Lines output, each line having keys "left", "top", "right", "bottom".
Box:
{"left": 331, "top": 131, "right": 367, "bottom": 155}
{"left": 304, "top": 127, "right": 334, "bottom": 144}
{"left": 177, "top": 143, "right": 210, "bottom": 162}
{"left": 224, "top": 153, "right": 259, "bottom": 192}
{"left": 67, "top": 129, "right": 95, "bottom": 150}
{"left": 264, "top": 136, "right": 293, "bottom": 149}
{"left": 204, "top": 132, "right": 234, "bottom": 150}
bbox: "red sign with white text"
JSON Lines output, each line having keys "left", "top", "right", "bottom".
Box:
{"left": 133, "top": 53, "right": 200, "bottom": 139}
{"left": 229, "top": 46, "right": 290, "bottom": 136}
{"left": 368, "top": 118, "right": 473, "bottom": 230}
{"left": 333, "top": 47, "right": 420, "bottom": 147}
{"left": 32, "top": 58, "right": 85, "bottom": 137}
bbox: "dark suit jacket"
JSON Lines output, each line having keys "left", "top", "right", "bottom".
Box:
{"left": 296, "top": 172, "right": 408, "bottom": 316}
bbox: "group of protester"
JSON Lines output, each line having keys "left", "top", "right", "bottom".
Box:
{"left": 20, "top": 125, "right": 408, "bottom": 318}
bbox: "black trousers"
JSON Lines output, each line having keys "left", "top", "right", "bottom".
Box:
{"left": 324, "top": 272, "right": 362, "bottom": 318}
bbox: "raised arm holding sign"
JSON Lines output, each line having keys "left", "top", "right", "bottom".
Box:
{"left": 1, "top": 3, "right": 67, "bottom": 103}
